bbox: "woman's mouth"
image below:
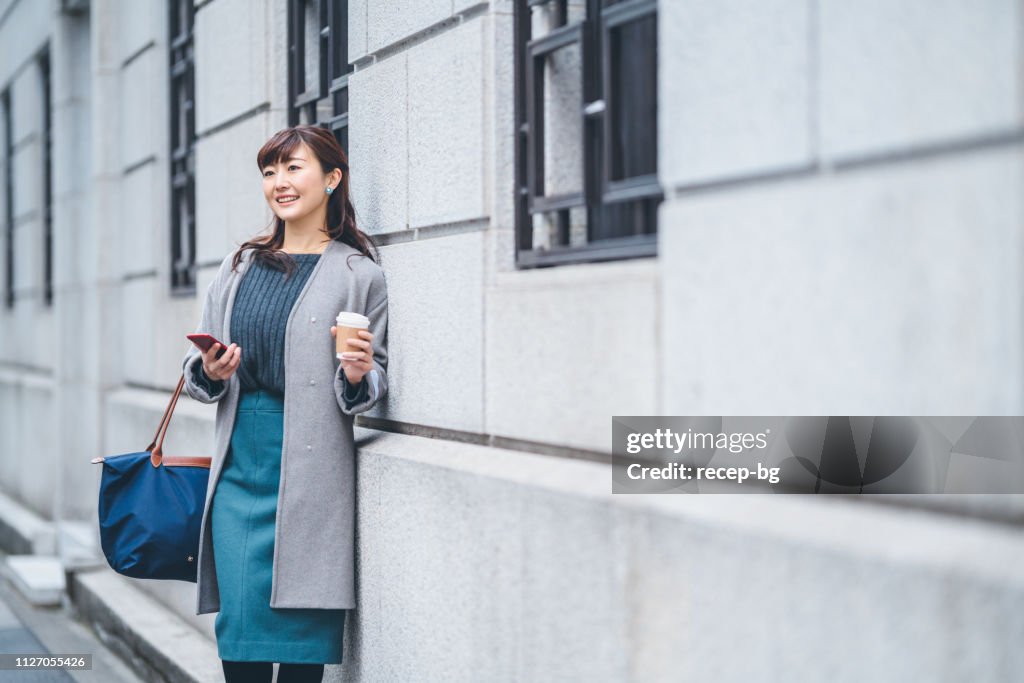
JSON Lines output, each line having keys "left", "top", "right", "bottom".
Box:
{"left": 277, "top": 195, "right": 299, "bottom": 205}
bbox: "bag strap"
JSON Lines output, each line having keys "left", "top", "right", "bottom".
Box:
{"left": 146, "top": 374, "right": 186, "bottom": 467}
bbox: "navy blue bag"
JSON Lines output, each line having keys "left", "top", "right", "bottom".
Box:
{"left": 92, "top": 374, "right": 211, "bottom": 582}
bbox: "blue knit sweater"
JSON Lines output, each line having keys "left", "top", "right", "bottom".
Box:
{"left": 192, "top": 253, "right": 366, "bottom": 405}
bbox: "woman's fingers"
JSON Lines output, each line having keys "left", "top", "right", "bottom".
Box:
{"left": 343, "top": 339, "right": 373, "bottom": 364}
{"left": 204, "top": 343, "right": 241, "bottom": 380}
{"left": 340, "top": 353, "right": 371, "bottom": 373}
{"left": 224, "top": 348, "right": 240, "bottom": 378}
{"left": 337, "top": 330, "right": 372, "bottom": 375}
{"left": 215, "top": 343, "right": 235, "bottom": 367}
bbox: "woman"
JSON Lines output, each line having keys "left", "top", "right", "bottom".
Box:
{"left": 180, "top": 125, "right": 389, "bottom": 683}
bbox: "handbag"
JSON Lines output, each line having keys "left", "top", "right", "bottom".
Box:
{"left": 91, "top": 373, "right": 211, "bottom": 582}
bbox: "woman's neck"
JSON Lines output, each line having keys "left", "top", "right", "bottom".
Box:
{"left": 282, "top": 212, "right": 330, "bottom": 253}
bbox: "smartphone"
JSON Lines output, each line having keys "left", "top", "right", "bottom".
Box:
{"left": 187, "top": 333, "right": 230, "bottom": 359}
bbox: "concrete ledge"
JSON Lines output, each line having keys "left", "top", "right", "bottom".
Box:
{"left": 0, "top": 490, "right": 55, "bottom": 555}
{"left": 350, "top": 429, "right": 1024, "bottom": 681}
{"left": 3, "top": 555, "right": 65, "bottom": 606}
{"left": 69, "top": 568, "right": 221, "bottom": 683}
{"left": 353, "top": 429, "right": 1024, "bottom": 578}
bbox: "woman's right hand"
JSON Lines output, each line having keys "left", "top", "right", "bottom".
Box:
{"left": 202, "top": 343, "right": 241, "bottom": 381}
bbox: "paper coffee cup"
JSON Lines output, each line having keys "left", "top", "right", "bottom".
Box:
{"left": 336, "top": 312, "right": 370, "bottom": 358}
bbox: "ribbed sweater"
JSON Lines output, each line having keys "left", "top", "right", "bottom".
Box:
{"left": 192, "top": 253, "right": 366, "bottom": 405}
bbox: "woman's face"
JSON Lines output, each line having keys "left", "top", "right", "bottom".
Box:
{"left": 261, "top": 141, "right": 339, "bottom": 223}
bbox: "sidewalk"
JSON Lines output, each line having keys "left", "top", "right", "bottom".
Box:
{"left": 0, "top": 585, "right": 71, "bottom": 683}
{"left": 0, "top": 551, "right": 141, "bottom": 683}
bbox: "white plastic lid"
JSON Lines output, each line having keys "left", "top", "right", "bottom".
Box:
{"left": 336, "top": 311, "right": 370, "bottom": 328}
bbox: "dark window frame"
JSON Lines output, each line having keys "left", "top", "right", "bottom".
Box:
{"left": 38, "top": 46, "right": 53, "bottom": 307}
{"left": 514, "top": 0, "right": 661, "bottom": 269}
{"left": 287, "top": 0, "right": 351, "bottom": 150}
{"left": 2, "top": 88, "right": 12, "bottom": 309}
{"left": 169, "top": 0, "right": 196, "bottom": 294}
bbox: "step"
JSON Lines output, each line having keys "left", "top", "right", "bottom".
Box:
{"left": 0, "top": 491, "right": 55, "bottom": 556}
{"left": 3, "top": 555, "right": 65, "bottom": 606}
{"left": 68, "top": 568, "right": 221, "bottom": 683}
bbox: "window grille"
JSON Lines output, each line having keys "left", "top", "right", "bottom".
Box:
{"left": 2, "top": 88, "right": 12, "bottom": 309}
{"left": 514, "top": 0, "right": 661, "bottom": 267}
{"left": 39, "top": 48, "right": 53, "bottom": 306}
{"left": 169, "top": 0, "right": 196, "bottom": 292}
{"left": 288, "top": 0, "right": 351, "bottom": 151}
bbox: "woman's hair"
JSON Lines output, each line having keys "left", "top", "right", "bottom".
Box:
{"left": 232, "top": 125, "right": 379, "bottom": 277}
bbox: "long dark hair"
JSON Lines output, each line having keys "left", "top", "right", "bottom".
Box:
{"left": 232, "top": 125, "right": 379, "bottom": 277}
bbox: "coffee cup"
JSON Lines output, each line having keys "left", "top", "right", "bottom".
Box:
{"left": 336, "top": 311, "right": 370, "bottom": 359}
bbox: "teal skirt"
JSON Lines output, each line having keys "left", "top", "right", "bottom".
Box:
{"left": 210, "top": 389, "right": 346, "bottom": 664}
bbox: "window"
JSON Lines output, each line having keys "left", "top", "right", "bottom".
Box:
{"left": 2, "top": 88, "right": 12, "bottom": 309}
{"left": 287, "top": 0, "right": 351, "bottom": 150}
{"left": 514, "top": 0, "right": 661, "bottom": 267}
{"left": 39, "top": 47, "right": 53, "bottom": 307}
{"left": 169, "top": 0, "right": 196, "bottom": 293}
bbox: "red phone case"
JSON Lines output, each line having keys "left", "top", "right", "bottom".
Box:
{"left": 186, "top": 334, "right": 229, "bottom": 359}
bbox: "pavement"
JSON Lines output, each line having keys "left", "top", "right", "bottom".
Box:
{"left": 0, "top": 550, "right": 142, "bottom": 683}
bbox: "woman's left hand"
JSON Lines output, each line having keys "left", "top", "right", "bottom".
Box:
{"left": 330, "top": 327, "right": 374, "bottom": 385}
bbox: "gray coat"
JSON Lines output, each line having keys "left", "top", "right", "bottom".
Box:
{"left": 181, "top": 239, "right": 389, "bottom": 615}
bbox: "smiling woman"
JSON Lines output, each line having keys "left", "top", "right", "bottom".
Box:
{"left": 236, "top": 125, "right": 379, "bottom": 274}
{"left": 261, "top": 145, "right": 338, "bottom": 252}
{"left": 182, "top": 125, "right": 390, "bottom": 683}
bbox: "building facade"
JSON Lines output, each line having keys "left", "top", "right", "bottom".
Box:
{"left": 1, "top": 0, "right": 1023, "bottom": 679}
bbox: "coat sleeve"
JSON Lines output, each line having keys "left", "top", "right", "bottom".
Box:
{"left": 335, "top": 268, "right": 389, "bottom": 415}
{"left": 182, "top": 260, "right": 231, "bottom": 404}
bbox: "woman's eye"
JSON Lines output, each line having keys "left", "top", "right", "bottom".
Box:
{"left": 263, "top": 170, "right": 273, "bottom": 177}
{"left": 288, "top": 165, "right": 300, "bottom": 171}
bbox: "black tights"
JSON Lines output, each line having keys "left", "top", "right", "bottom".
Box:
{"left": 221, "top": 659, "right": 325, "bottom": 683}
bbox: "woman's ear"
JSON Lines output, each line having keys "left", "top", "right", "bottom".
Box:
{"left": 329, "top": 168, "right": 342, "bottom": 191}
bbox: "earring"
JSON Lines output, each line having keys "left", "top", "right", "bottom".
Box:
{"left": 325, "top": 187, "right": 334, "bottom": 195}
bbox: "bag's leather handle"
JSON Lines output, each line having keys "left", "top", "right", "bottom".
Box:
{"left": 147, "top": 374, "right": 187, "bottom": 467}
{"left": 90, "top": 373, "right": 211, "bottom": 468}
